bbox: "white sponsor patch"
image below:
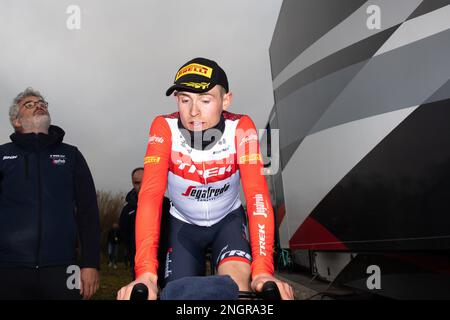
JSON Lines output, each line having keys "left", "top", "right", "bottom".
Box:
{"left": 52, "top": 159, "right": 66, "bottom": 166}
{"left": 149, "top": 135, "right": 164, "bottom": 144}
{"left": 2, "top": 155, "right": 18, "bottom": 160}
{"left": 219, "top": 249, "right": 252, "bottom": 262}
{"left": 258, "top": 224, "right": 266, "bottom": 256}
{"left": 239, "top": 134, "right": 258, "bottom": 147}
{"left": 252, "top": 194, "right": 268, "bottom": 218}
{"left": 50, "top": 154, "right": 66, "bottom": 159}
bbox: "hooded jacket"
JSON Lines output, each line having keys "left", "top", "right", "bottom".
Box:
{"left": 119, "top": 189, "right": 139, "bottom": 252}
{"left": 119, "top": 189, "right": 170, "bottom": 257}
{"left": 0, "top": 125, "right": 100, "bottom": 268}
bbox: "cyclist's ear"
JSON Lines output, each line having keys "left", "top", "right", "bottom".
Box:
{"left": 222, "top": 92, "right": 232, "bottom": 111}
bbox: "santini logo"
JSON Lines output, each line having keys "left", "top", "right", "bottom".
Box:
{"left": 182, "top": 183, "right": 230, "bottom": 200}
{"left": 2, "top": 155, "right": 18, "bottom": 160}
{"left": 50, "top": 154, "right": 66, "bottom": 166}
{"left": 52, "top": 159, "right": 66, "bottom": 166}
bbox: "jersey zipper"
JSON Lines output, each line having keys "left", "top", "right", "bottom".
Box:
{"left": 202, "top": 162, "right": 209, "bottom": 225}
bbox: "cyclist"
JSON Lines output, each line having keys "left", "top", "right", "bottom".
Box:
{"left": 117, "top": 57, "right": 294, "bottom": 300}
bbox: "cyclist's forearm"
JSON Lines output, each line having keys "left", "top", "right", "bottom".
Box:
{"left": 135, "top": 271, "right": 158, "bottom": 284}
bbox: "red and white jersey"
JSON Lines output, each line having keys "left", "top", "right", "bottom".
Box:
{"left": 135, "top": 111, "right": 274, "bottom": 278}
{"left": 167, "top": 112, "right": 242, "bottom": 226}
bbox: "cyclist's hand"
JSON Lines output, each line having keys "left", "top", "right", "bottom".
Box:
{"left": 117, "top": 273, "right": 158, "bottom": 300}
{"left": 251, "top": 273, "right": 294, "bottom": 300}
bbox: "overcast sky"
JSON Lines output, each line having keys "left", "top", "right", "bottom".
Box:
{"left": 0, "top": 0, "right": 282, "bottom": 193}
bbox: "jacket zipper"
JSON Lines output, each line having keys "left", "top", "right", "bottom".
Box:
{"left": 36, "top": 153, "right": 43, "bottom": 268}
{"left": 24, "top": 154, "right": 30, "bottom": 180}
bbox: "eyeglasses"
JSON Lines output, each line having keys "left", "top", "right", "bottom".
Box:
{"left": 22, "top": 100, "right": 49, "bottom": 110}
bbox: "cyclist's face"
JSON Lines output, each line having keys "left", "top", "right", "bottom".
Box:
{"left": 176, "top": 86, "right": 232, "bottom": 131}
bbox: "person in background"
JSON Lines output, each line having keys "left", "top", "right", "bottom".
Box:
{"left": 119, "top": 167, "right": 144, "bottom": 278}
{"left": 107, "top": 223, "right": 121, "bottom": 269}
{"left": 119, "top": 167, "right": 170, "bottom": 282}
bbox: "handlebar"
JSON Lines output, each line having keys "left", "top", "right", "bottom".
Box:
{"left": 130, "top": 283, "right": 149, "bottom": 300}
{"left": 261, "top": 281, "right": 282, "bottom": 300}
{"left": 130, "top": 280, "right": 282, "bottom": 300}
{"left": 238, "top": 281, "right": 282, "bottom": 300}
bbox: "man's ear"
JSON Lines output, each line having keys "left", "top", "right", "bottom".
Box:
{"left": 222, "top": 92, "right": 233, "bottom": 111}
{"left": 12, "top": 118, "right": 21, "bottom": 131}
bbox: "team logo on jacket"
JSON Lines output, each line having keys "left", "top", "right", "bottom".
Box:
{"left": 2, "top": 155, "right": 18, "bottom": 160}
{"left": 181, "top": 183, "right": 230, "bottom": 201}
{"left": 50, "top": 154, "right": 66, "bottom": 166}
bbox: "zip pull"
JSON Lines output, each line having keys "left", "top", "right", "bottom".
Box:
{"left": 202, "top": 162, "right": 210, "bottom": 224}
{"left": 24, "top": 154, "right": 30, "bottom": 180}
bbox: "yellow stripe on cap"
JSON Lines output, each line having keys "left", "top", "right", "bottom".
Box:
{"left": 180, "top": 82, "right": 211, "bottom": 90}
{"left": 175, "top": 64, "right": 213, "bottom": 81}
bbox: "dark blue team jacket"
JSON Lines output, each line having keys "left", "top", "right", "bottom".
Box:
{"left": 0, "top": 126, "right": 100, "bottom": 268}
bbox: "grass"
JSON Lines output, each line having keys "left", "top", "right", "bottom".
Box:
{"left": 92, "top": 256, "right": 133, "bottom": 300}
{"left": 92, "top": 253, "right": 214, "bottom": 300}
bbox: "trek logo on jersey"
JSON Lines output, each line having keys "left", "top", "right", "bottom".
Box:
{"left": 258, "top": 224, "right": 267, "bottom": 256}
{"left": 219, "top": 249, "right": 252, "bottom": 263}
{"left": 181, "top": 183, "right": 230, "bottom": 201}
{"left": 239, "top": 134, "right": 258, "bottom": 147}
{"left": 239, "top": 154, "right": 261, "bottom": 164}
{"left": 252, "top": 194, "right": 268, "bottom": 218}
{"left": 50, "top": 154, "right": 66, "bottom": 166}
{"left": 175, "top": 63, "right": 213, "bottom": 81}
{"left": 2, "top": 155, "right": 18, "bottom": 160}
{"left": 177, "top": 161, "right": 233, "bottom": 179}
{"left": 144, "top": 156, "right": 161, "bottom": 164}
{"left": 149, "top": 135, "right": 164, "bottom": 144}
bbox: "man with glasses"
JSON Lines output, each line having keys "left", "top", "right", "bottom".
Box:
{"left": 0, "top": 87, "right": 100, "bottom": 300}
